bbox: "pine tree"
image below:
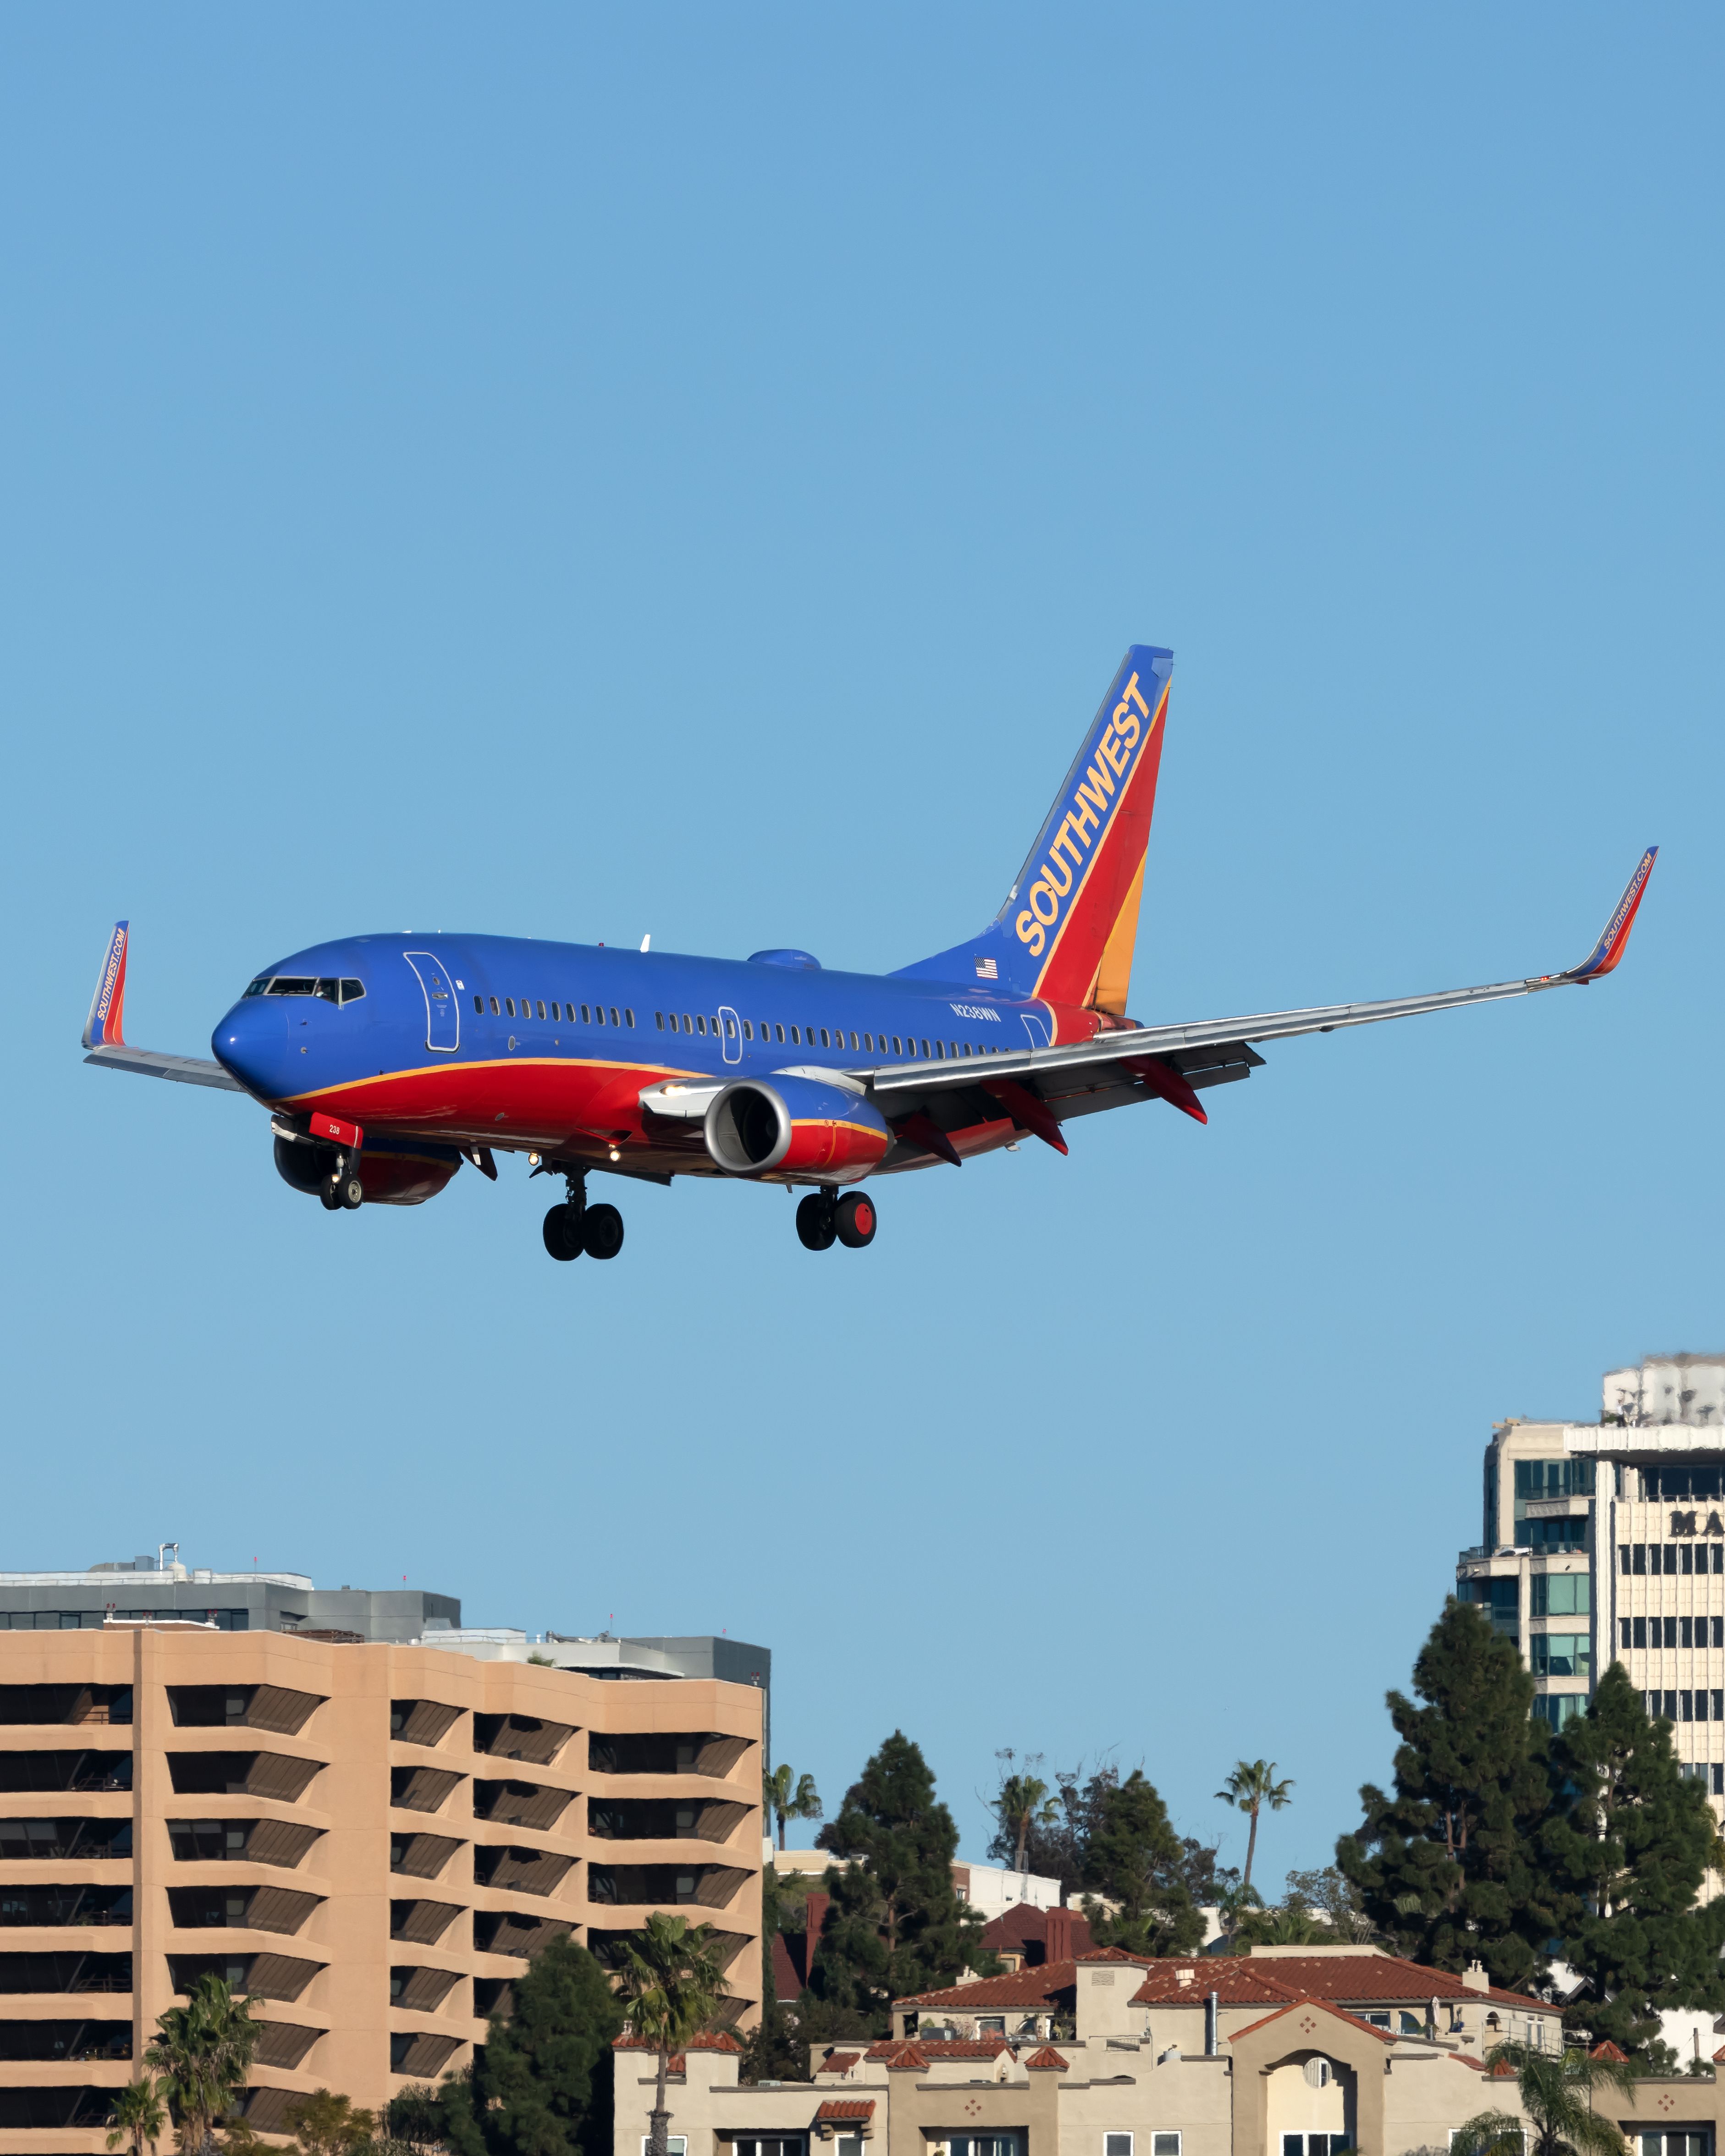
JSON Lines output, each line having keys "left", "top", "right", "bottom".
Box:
{"left": 1544, "top": 1663, "right": 1725, "bottom": 2054}
{"left": 440, "top": 1935, "right": 623, "bottom": 2156}
{"left": 811, "top": 1732, "right": 993, "bottom": 2024}
{"left": 1336, "top": 1599, "right": 1560, "bottom": 1989}
{"left": 1080, "top": 1770, "right": 1206, "bottom": 1956}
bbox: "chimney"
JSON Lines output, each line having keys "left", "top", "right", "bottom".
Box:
{"left": 1045, "top": 1907, "right": 1075, "bottom": 1965}
{"left": 1205, "top": 1991, "right": 1218, "bottom": 2057}
{"left": 1461, "top": 1961, "right": 1489, "bottom": 1993}
{"left": 805, "top": 1890, "right": 830, "bottom": 1980}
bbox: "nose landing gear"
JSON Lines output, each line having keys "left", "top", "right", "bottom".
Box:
{"left": 796, "top": 1190, "right": 877, "bottom": 1251}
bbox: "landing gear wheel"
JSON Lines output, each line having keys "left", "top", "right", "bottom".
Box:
{"left": 582, "top": 1203, "right": 624, "bottom": 1260}
{"left": 338, "top": 1177, "right": 364, "bottom": 1210}
{"left": 319, "top": 1186, "right": 342, "bottom": 1212}
{"left": 796, "top": 1193, "right": 837, "bottom": 1251}
{"left": 542, "top": 1204, "right": 584, "bottom": 1261}
{"left": 834, "top": 1192, "right": 876, "bottom": 1248}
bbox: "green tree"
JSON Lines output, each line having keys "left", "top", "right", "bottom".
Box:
{"left": 1080, "top": 1768, "right": 1205, "bottom": 1956}
{"left": 1336, "top": 1599, "right": 1560, "bottom": 1990}
{"left": 1280, "top": 1865, "right": 1378, "bottom": 1944}
{"left": 1544, "top": 1664, "right": 1725, "bottom": 2055}
{"left": 738, "top": 1864, "right": 809, "bottom": 2086}
{"left": 992, "top": 1753, "right": 1060, "bottom": 1876}
{"left": 614, "top": 1913, "right": 727, "bottom": 2156}
{"left": 383, "top": 2086, "right": 446, "bottom": 2155}
{"left": 1215, "top": 1760, "right": 1294, "bottom": 1894}
{"left": 107, "top": 2079, "right": 167, "bottom": 2156}
{"left": 813, "top": 1731, "right": 993, "bottom": 2024}
{"left": 764, "top": 1766, "right": 824, "bottom": 1853}
{"left": 439, "top": 1934, "right": 624, "bottom": 2156}
{"left": 144, "top": 1975, "right": 261, "bottom": 2156}
{"left": 284, "top": 2092, "right": 375, "bottom": 2156}
{"left": 1453, "top": 2041, "right": 1637, "bottom": 2156}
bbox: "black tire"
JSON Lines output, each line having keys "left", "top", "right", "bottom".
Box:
{"left": 542, "top": 1204, "right": 583, "bottom": 1262}
{"left": 834, "top": 1191, "right": 877, "bottom": 1248}
{"left": 339, "top": 1177, "right": 364, "bottom": 1210}
{"left": 319, "top": 1185, "right": 342, "bottom": 1212}
{"left": 796, "top": 1193, "right": 837, "bottom": 1251}
{"left": 582, "top": 1203, "right": 625, "bottom": 1260}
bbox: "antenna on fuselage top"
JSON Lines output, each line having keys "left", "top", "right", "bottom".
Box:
{"left": 639, "top": 935, "right": 650, "bottom": 952}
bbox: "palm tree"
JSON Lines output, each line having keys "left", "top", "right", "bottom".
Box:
{"left": 145, "top": 1974, "right": 261, "bottom": 2156}
{"left": 616, "top": 1911, "right": 729, "bottom": 2156}
{"left": 1215, "top": 1760, "right": 1294, "bottom": 1894}
{"left": 764, "top": 1766, "right": 823, "bottom": 1852}
{"left": 995, "top": 1768, "right": 1060, "bottom": 1876}
{"left": 1453, "top": 2041, "right": 1638, "bottom": 2156}
{"left": 107, "top": 2078, "right": 167, "bottom": 2156}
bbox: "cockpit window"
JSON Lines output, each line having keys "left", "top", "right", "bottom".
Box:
{"left": 339, "top": 979, "right": 364, "bottom": 1004}
{"left": 242, "top": 978, "right": 270, "bottom": 999}
{"left": 265, "top": 978, "right": 318, "bottom": 996}
{"left": 315, "top": 979, "right": 341, "bottom": 1004}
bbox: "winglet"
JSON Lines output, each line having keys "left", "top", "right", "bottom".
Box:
{"left": 1550, "top": 848, "right": 1658, "bottom": 984}
{"left": 82, "top": 922, "right": 130, "bottom": 1049}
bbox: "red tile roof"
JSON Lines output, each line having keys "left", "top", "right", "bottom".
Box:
{"left": 1591, "top": 2042, "right": 1629, "bottom": 2062}
{"left": 817, "top": 2053, "right": 862, "bottom": 2077}
{"left": 867, "top": 2038, "right": 1010, "bottom": 2063}
{"left": 815, "top": 2101, "right": 877, "bottom": 2122}
{"left": 1229, "top": 1999, "right": 1396, "bottom": 2047}
{"left": 896, "top": 1950, "right": 1150, "bottom": 2011}
{"left": 1489, "top": 2058, "right": 1518, "bottom": 2079}
{"left": 1452, "top": 2055, "right": 1485, "bottom": 2071}
{"left": 1024, "top": 2047, "right": 1071, "bottom": 2072}
{"left": 613, "top": 2030, "right": 742, "bottom": 2069}
{"left": 1128, "top": 1954, "right": 1553, "bottom": 2016}
{"left": 885, "top": 2044, "right": 928, "bottom": 2073}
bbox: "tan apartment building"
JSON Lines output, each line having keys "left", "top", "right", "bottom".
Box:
{"left": 617, "top": 1946, "right": 1725, "bottom": 2156}
{"left": 0, "top": 1617, "right": 764, "bottom": 2149}
{"left": 1456, "top": 1353, "right": 1725, "bottom": 1808}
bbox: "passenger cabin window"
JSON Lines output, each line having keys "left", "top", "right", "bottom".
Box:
{"left": 612, "top": 1007, "right": 623, "bottom": 1027}
{"left": 473, "top": 997, "right": 482, "bottom": 1014}
{"left": 536, "top": 1001, "right": 546, "bottom": 1020}
{"left": 774, "top": 1023, "right": 785, "bottom": 1043}
{"left": 743, "top": 1021, "right": 753, "bottom": 1040}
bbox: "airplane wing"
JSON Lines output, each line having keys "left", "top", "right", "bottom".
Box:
{"left": 84, "top": 1043, "right": 245, "bottom": 1090}
{"left": 78, "top": 922, "right": 247, "bottom": 1094}
{"left": 868, "top": 847, "right": 1658, "bottom": 1155}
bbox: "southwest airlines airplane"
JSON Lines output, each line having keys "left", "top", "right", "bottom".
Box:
{"left": 81, "top": 647, "right": 1656, "bottom": 1263}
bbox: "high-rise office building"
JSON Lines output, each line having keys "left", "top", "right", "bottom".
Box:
{"left": 1456, "top": 1353, "right": 1725, "bottom": 1806}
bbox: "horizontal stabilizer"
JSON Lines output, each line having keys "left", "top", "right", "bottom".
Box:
{"left": 84, "top": 1045, "right": 244, "bottom": 1091}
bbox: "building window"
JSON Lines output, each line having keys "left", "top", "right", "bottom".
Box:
{"left": 1460, "top": 1578, "right": 1520, "bottom": 1636}
{"left": 730, "top": 2142, "right": 800, "bottom": 2156}
{"left": 977, "top": 2016, "right": 1005, "bottom": 2034}
{"left": 1106, "top": 2140, "right": 1133, "bottom": 2156}
{"left": 1152, "top": 2140, "right": 1180, "bottom": 2156}
{"left": 641, "top": 2143, "right": 687, "bottom": 2156}
{"left": 948, "top": 2142, "right": 1020, "bottom": 2156}
{"left": 1532, "top": 1696, "right": 1585, "bottom": 1731}
{"left": 1532, "top": 1574, "right": 1590, "bottom": 1617}
{"left": 1515, "top": 1460, "right": 1597, "bottom": 1500}
{"left": 1532, "top": 1634, "right": 1591, "bottom": 1681}
{"left": 1527, "top": 1519, "right": 1588, "bottom": 1553}
{"left": 1641, "top": 2135, "right": 1711, "bottom": 2156}
{"left": 1644, "top": 1691, "right": 1681, "bottom": 1722}
{"left": 1284, "top": 2140, "right": 1352, "bottom": 2156}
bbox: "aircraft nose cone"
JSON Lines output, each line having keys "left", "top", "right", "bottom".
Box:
{"left": 212, "top": 997, "right": 287, "bottom": 1100}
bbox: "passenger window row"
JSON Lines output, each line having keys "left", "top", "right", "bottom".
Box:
{"left": 472, "top": 997, "right": 635, "bottom": 1028}
{"left": 654, "top": 1013, "right": 1007, "bottom": 1062}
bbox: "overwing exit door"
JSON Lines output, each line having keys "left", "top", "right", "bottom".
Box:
{"left": 404, "top": 952, "right": 460, "bottom": 1052}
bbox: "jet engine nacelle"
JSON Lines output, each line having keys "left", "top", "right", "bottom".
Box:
{"left": 703, "top": 1076, "right": 891, "bottom": 1182}
{"left": 272, "top": 1133, "right": 461, "bottom": 1207}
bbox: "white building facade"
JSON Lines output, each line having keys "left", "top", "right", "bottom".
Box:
{"left": 1456, "top": 1353, "right": 1725, "bottom": 1811}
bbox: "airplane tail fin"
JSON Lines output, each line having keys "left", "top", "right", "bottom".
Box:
{"left": 82, "top": 922, "right": 130, "bottom": 1049}
{"left": 892, "top": 646, "right": 1173, "bottom": 1010}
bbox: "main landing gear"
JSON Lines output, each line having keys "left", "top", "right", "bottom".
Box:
{"left": 542, "top": 1174, "right": 625, "bottom": 1264}
{"left": 796, "top": 1190, "right": 877, "bottom": 1253}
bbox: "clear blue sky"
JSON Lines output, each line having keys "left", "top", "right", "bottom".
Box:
{"left": 2, "top": 7, "right": 1720, "bottom": 1888}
